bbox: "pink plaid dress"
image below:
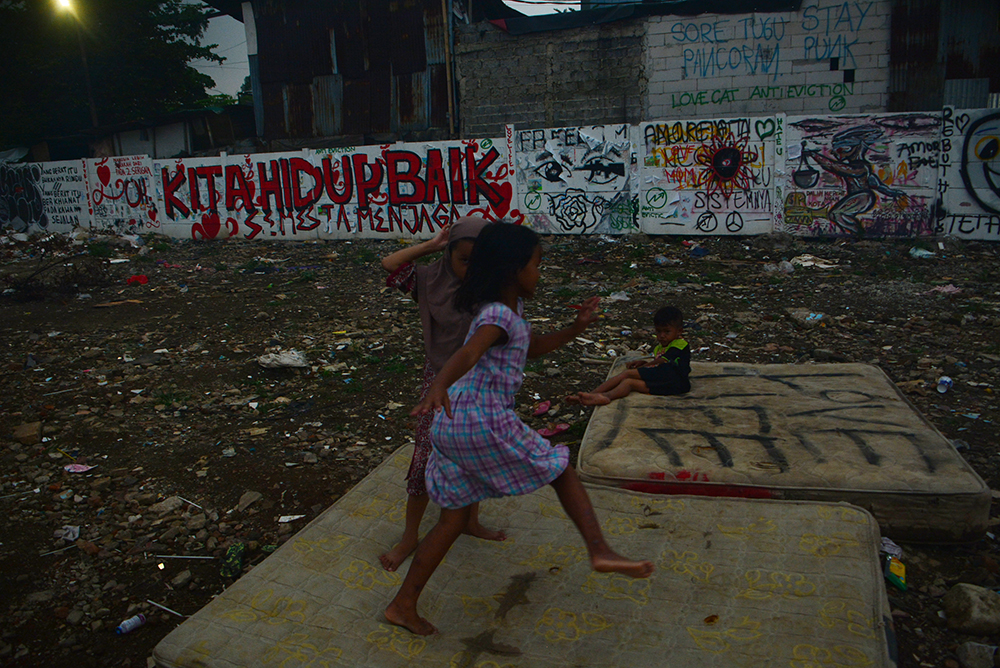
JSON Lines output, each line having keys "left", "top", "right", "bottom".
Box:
{"left": 426, "top": 301, "right": 569, "bottom": 509}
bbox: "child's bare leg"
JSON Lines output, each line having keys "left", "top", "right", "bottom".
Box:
{"left": 576, "top": 379, "right": 651, "bottom": 406}
{"left": 464, "top": 502, "right": 506, "bottom": 541}
{"left": 385, "top": 505, "right": 471, "bottom": 635}
{"left": 549, "top": 467, "right": 654, "bottom": 579}
{"left": 592, "top": 369, "right": 641, "bottom": 394}
{"left": 379, "top": 492, "right": 429, "bottom": 571}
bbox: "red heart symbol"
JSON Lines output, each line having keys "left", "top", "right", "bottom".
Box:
{"left": 97, "top": 164, "right": 111, "bottom": 187}
{"left": 491, "top": 181, "right": 512, "bottom": 218}
{"left": 200, "top": 212, "right": 221, "bottom": 239}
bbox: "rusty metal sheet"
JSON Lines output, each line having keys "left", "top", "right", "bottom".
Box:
{"left": 388, "top": 0, "right": 427, "bottom": 75}
{"left": 313, "top": 74, "right": 344, "bottom": 137}
{"left": 369, "top": 66, "right": 392, "bottom": 134}
{"left": 395, "top": 71, "right": 427, "bottom": 132}
{"left": 424, "top": 0, "right": 447, "bottom": 65}
{"left": 343, "top": 79, "right": 371, "bottom": 136}
{"left": 284, "top": 83, "right": 314, "bottom": 137}
{"left": 429, "top": 63, "right": 449, "bottom": 128}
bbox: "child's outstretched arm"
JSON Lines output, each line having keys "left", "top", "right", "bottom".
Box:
{"left": 381, "top": 225, "right": 450, "bottom": 273}
{"left": 411, "top": 324, "right": 507, "bottom": 418}
{"left": 528, "top": 296, "right": 600, "bottom": 358}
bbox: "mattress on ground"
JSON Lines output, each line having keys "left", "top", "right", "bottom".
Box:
{"left": 154, "top": 444, "right": 896, "bottom": 668}
{"left": 577, "top": 361, "right": 989, "bottom": 542}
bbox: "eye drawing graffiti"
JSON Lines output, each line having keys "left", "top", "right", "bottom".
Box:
{"left": 960, "top": 113, "right": 1000, "bottom": 215}
{"left": 693, "top": 131, "right": 758, "bottom": 200}
{"left": 535, "top": 159, "right": 569, "bottom": 183}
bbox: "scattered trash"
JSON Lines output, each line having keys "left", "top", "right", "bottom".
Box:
{"left": 63, "top": 464, "right": 96, "bottom": 473}
{"left": 790, "top": 254, "right": 838, "bottom": 269}
{"left": 928, "top": 284, "right": 962, "bottom": 295}
{"left": 55, "top": 525, "right": 80, "bottom": 541}
{"left": 689, "top": 246, "right": 710, "bottom": 258}
{"left": 763, "top": 261, "right": 794, "bottom": 274}
{"left": 884, "top": 555, "right": 907, "bottom": 591}
{"left": 533, "top": 400, "right": 551, "bottom": 417}
{"left": 126, "top": 275, "right": 149, "bottom": 286}
{"left": 257, "top": 350, "right": 309, "bottom": 368}
{"left": 115, "top": 613, "right": 147, "bottom": 634}
{"left": 607, "top": 291, "right": 630, "bottom": 301}
{"left": 880, "top": 537, "right": 903, "bottom": 558}
{"left": 909, "top": 247, "right": 935, "bottom": 259}
{"left": 146, "top": 599, "right": 186, "bottom": 618}
{"left": 952, "top": 439, "right": 971, "bottom": 451}
{"left": 537, "top": 423, "right": 570, "bottom": 438}
{"left": 219, "top": 543, "right": 246, "bottom": 578}
{"left": 937, "top": 376, "right": 953, "bottom": 394}
{"left": 278, "top": 515, "right": 306, "bottom": 523}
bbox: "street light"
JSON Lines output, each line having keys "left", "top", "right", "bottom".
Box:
{"left": 56, "top": 0, "right": 99, "bottom": 128}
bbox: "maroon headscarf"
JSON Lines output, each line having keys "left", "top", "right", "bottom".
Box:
{"left": 414, "top": 217, "right": 490, "bottom": 373}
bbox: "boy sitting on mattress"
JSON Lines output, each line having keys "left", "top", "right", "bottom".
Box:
{"left": 567, "top": 305, "right": 690, "bottom": 406}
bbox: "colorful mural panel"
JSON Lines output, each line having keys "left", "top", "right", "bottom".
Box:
{"left": 781, "top": 113, "right": 940, "bottom": 238}
{"left": 937, "top": 107, "right": 1000, "bottom": 241}
{"left": 515, "top": 124, "right": 638, "bottom": 235}
{"left": 638, "top": 117, "right": 778, "bottom": 235}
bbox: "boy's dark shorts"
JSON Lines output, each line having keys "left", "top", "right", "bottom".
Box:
{"left": 638, "top": 365, "right": 691, "bottom": 396}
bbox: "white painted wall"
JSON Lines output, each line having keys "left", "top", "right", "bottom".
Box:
{"left": 645, "top": 0, "right": 890, "bottom": 120}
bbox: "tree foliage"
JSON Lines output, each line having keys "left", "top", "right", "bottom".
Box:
{"left": 0, "top": 0, "right": 222, "bottom": 150}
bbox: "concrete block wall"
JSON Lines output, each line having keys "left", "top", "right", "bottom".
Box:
{"left": 454, "top": 20, "right": 647, "bottom": 138}
{"left": 645, "top": 0, "right": 891, "bottom": 120}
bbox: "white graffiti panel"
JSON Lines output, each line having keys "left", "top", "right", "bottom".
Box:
{"left": 638, "top": 116, "right": 778, "bottom": 235}
{"left": 937, "top": 107, "right": 1000, "bottom": 241}
{"left": 85, "top": 155, "right": 157, "bottom": 234}
{"left": 515, "top": 125, "right": 637, "bottom": 235}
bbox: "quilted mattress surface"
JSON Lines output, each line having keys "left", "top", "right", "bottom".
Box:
{"left": 154, "top": 444, "right": 896, "bottom": 668}
{"left": 577, "top": 361, "right": 988, "bottom": 542}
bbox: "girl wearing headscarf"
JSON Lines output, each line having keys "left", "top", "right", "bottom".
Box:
{"left": 378, "top": 217, "right": 505, "bottom": 571}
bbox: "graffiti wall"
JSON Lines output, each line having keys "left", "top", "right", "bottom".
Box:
{"left": 937, "top": 107, "right": 1000, "bottom": 241}
{"left": 781, "top": 113, "right": 940, "bottom": 238}
{"left": 151, "top": 138, "right": 516, "bottom": 241}
{"left": 515, "top": 124, "right": 638, "bottom": 235}
{"left": 638, "top": 117, "right": 779, "bottom": 235}
{"left": 645, "top": 0, "right": 891, "bottom": 120}
{"left": 5, "top": 109, "right": 1000, "bottom": 241}
{"left": 85, "top": 155, "right": 158, "bottom": 234}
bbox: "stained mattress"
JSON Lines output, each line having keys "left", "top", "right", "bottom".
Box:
{"left": 154, "top": 443, "right": 896, "bottom": 668}
{"left": 577, "top": 361, "right": 989, "bottom": 542}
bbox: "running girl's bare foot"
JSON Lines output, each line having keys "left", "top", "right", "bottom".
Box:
{"left": 592, "top": 551, "right": 655, "bottom": 579}
{"left": 463, "top": 522, "right": 507, "bottom": 542}
{"left": 384, "top": 601, "right": 438, "bottom": 636}
{"left": 565, "top": 393, "right": 581, "bottom": 405}
{"left": 576, "top": 392, "right": 611, "bottom": 406}
{"left": 379, "top": 538, "right": 418, "bottom": 572}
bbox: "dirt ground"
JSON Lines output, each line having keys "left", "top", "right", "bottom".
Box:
{"left": 0, "top": 230, "right": 998, "bottom": 668}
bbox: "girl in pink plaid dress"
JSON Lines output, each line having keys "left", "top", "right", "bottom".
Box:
{"left": 385, "top": 223, "right": 654, "bottom": 636}
{"left": 379, "top": 218, "right": 504, "bottom": 572}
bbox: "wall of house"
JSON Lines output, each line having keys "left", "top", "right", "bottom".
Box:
{"left": 645, "top": 0, "right": 891, "bottom": 120}
{"left": 116, "top": 123, "right": 188, "bottom": 160}
{"left": 454, "top": 20, "right": 646, "bottom": 139}
{"left": 3, "top": 108, "right": 999, "bottom": 242}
